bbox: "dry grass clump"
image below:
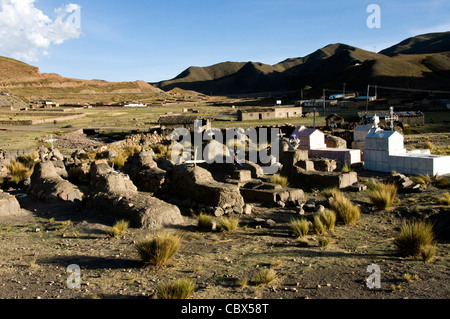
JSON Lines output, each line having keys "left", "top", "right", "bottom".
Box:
{"left": 253, "top": 268, "right": 277, "bottom": 286}
{"left": 394, "top": 220, "right": 435, "bottom": 259}
{"left": 437, "top": 192, "right": 450, "bottom": 205}
{"left": 434, "top": 175, "right": 450, "bottom": 188}
{"left": 268, "top": 174, "right": 290, "bottom": 187}
{"left": 156, "top": 278, "right": 196, "bottom": 299}
{"left": 135, "top": 232, "right": 181, "bottom": 267}
{"left": 322, "top": 187, "right": 341, "bottom": 199}
{"left": 217, "top": 216, "right": 240, "bottom": 232}
{"left": 423, "top": 141, "right": 434, "bottom": 152}
{"left": 410, "top": 174, "right": 432, "bottom": 188}
{"left": 367, "top": 180, "right": 398, "bottom": 210}
{"left": 328, "top": 190, "right": 360, "bottom": 225}
{"left": 341, "top": 162, "right": 353, "bottom": 173}
{"left": 290, "top": 218, "right": 310, "bottom": 238}
{"left": 318, "top": 237, "right": 331, "bottom": 248}
{"left": 312, "top": 215, "right": 325, "bottom": 235}
{"left": 7, "top": 160, "right": 32, "bottom": 184}
{"left": 317, "top": 209, "right": 336, "bottom": 230}
{"left": 106, "top": 219, "right": 129, "bottom": 238}
{"left": 197, "top": 213, "right": 213, "bottom": 231}
{"left": 18, "top": 151, "right": 40, "bottom": 169}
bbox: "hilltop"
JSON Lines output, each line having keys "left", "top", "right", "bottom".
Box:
{"left": 0, "top": 56, "right": 167, "bottom": 106}
{"left": 154, "top": 32, "right": 450, "bottom": 96}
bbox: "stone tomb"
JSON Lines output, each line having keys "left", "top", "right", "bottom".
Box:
{"left": 291, "top": 126, "right": 361, "bottom": 166}
{"left": 364, "top": 129, "right": 450, "bottom": 176}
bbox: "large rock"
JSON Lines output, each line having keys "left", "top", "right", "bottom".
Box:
{"left": 86, "top": 192, "right": 184, "bottom": 229}
{"left": 89, "top": 161, "right": 138, "bottom": 194}
{"left": 28, "top": 162, "right": 84, "bottom": 203}
{"left": 169, "top": 164, "right": 245, "bottom": 210}
{"left": 325, "top": 135, "right": 348, "bottom": 149}
{"left": 0, "top": 190, "right": 22, "bottom": 216}
{"left": 124, "top": 151, "right": 166, "bottom": 193}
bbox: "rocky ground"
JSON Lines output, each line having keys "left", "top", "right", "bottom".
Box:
{"left": 0, "top": 173, "right": 448, "bottom": 301}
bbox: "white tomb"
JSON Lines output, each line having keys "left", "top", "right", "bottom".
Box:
{"left": 364, "top": 129, "right": 450, "bottom": 176}
{"left": 291, "top": 126, "right": 361, "bottom": 165}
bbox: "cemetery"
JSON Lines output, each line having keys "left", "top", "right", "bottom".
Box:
{"left": 0, "top": 108, "right": 449, "bottom": 300}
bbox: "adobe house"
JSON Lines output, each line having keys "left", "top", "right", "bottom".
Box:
{"left": 237, "top": 107, "right": 302, "bottom": 121}
{"left": 158, "top": 115, "right": 211, "bottom": 134}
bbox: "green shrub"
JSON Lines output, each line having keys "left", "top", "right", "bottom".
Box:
{"left": 157, "top": 278, "right": 196, "bottom": 299}
{"left": 290, "top": 218, "right": 310, "bottom": 238}
{"left": 135, "top": 232, "right": 181, "bottom": 267}
{"left": 394, "top": 220, "right": 435, "bottom": 257}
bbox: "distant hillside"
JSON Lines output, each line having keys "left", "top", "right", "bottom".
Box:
{"left": 380, "top": 32, "right": 450, "bottom": 56}
{"left": 0, "top": 56, "right": 166, "bottom": 105}
{"left": 154, "top": 32, "right": 450, "bottom": 96}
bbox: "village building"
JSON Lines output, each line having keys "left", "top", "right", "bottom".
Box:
{"left": 158, "top": 115, "right": 211, "bottom": 134}
{"left": 237, "top": 106, "right": 303, "bottom": 121}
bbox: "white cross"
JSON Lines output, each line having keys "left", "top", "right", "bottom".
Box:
{"left": 46, "top": 135, "right": 57, "bottom": 150}
{"left": 278, "top": 131, "right": 286, "bottom": 139}
{"left": 385, "top": 107, "right": 398, "bottom": 131}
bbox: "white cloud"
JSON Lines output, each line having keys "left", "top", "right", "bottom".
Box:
{"left": 0, "top": 0, "right": 81, "bottom": 61}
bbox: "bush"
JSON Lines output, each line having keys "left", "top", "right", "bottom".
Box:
{"left": 217, "top": 216, "right": 239, "bottom": 232}
{"left": 437, "top": 192, "right": 450, "bottom": 206}
{"left": 318, "top": 237, "right": 331, "bottom": 248}
{"left": 290, "top": 218, "right": 310, "bottom": 238}
{"left": 268, "top": 174, "right": 289, "bottom": 187}
{"left": 318, "top": 209, "right": 336, "bottom": 230}
{"left": 313, "top": 215, "right": 325, "bottom": 235}
{"left": 7, "top": 161, "right": 32, "bottom": 185}
{"left": 367, "top": 181, "right": 398, "bottom": 210}
{"left": 109, "top": 154, "right": 127, "bottom": 170}
{"left": 157, "top": 278, "right": 196, "bottom": 299}
{"left": 435, "top": 176, "right": 450, "bottom": 188}
{"left": 328, "top": 192, "right": 360, "bottom": 225}
{"left": 198, "top": 213, "right": 213, "bottom": 231}
{"left": 394, "top": 220, "right": 435, "bottom": 257}
{"left": 410, "top": 174, "right": 432, "bottom": 189}
{"left": 106, "top": 219, "right": 129, "bottom": 238}
{"left": 18, "top": 151, "right": 40, "bottom": 169}
{"left": 135, "top": 232, "right": 181, "bottom": 267}
{"left": 253, "top": 268, "right": 277, "bottom": 286}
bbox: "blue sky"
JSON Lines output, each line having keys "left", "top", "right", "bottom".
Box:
{"left": 1, "top": 0, "right": 450, "bottom": 82}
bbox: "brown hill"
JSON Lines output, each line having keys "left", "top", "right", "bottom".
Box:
{"left": 154, "top": 33, "right": 450, "bottom": 96}
{"left": 0, "top": 57, "right": 166, "bottom": 105}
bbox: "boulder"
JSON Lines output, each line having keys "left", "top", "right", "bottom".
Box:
{"left": 0, "top": 190, "right": 22, "bottom": 216}
{"left": 325, "top": 135, "right": 347, "bottom": 149}
{"left": 86, "top": 192, "right": 184, "bottom": 229}
{"left": 28, "top": 162, "right": 84, "bottom": 203}
{"left": 124, "top": 151, "right": 166, "bottom": 193}
{"left": 169, "top": 164, "right": 245, "bottom": 211}
{"left": 89, "top": 161, "right": 138, "bottom": 194}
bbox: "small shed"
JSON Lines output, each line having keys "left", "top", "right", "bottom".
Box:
{"left": 291, "top": 126, "right": 327, "bottom": 150}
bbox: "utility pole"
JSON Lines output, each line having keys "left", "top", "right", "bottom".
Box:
{"left": 343, "top": 83, "right": 347, "bottom": 96}
{"left": 323, "top": 88, "right": 326, "bottom": 116}
{"left": 366, "top": 85, "right": 370, "bottom": 112}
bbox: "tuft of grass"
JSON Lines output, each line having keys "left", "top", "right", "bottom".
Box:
{"left": 394, "top": 220, "right": 435, "bottom": 258}
{"left": 322, "top": 187, "right": 341, "bottom": 199}
{"left": 421, "top": 244, "right": 436, "bottom": 263}
{"left": 318, "top": 237, "right": 331, "bottom": 248}
{"left": 18, "top": 151, "right": 40, "bottom": 169}
{"left": 122, "top": 145, "right": 142, "bottom": 158}
{"left": 197, "top": 213, "right": 213, "bottom": 231}
{"left": 106, "top": 219, "right": 129, "bottom": 238}
{"left": 296, "top": 237, "right": 309, "bottom": 247}
{"left": 217, "top": 216, "right": 240, "bottom": 232}
{"left": 253, "top": 268, "right": 277, "bottom": 286}
{"left": 290, "top": 218, "right": 310, "bottom": 238}
{"left": 135, "top": 232, "right": 181, "bottom": 267}
{"left": 268, "top": 174, "right": 290, "bottom": 187}
{"left": 156, "top": 278, "right": 196, "bottom": 299}
{"left": 341, "top": 162, "right": 353, "bottom": 173}
{"left": 7, "top": 161, "right": 32, "bottom": 184}
{"left": 403, "top": 273, "right": 420, "bottom": 282}
{"left": 410, "top": 174, "right": 432, "bottom": 189}
{"left": 435, "top": 175, "right": 450, "bottom": 188}
{"left": 437, "top": 192, "right": 450, "bottom": 206}
{"left": 312, "top": 215, "right": 325, "bottom": 235}
{"left": 109, "top": 154, "right": 127, "bottom": 170}
{"left": 367, "top": 180, "right": 398, "bottom": 210}
{"left": 318, "top": 209, "right": 336, "bottom": 230}
{"left": 423, "top": 141, "right": 434, "bottom": 152}
{"left": 236, "top": 277, "right": 249, "bottom": 289}
{"left": 328, "top": 192, "right": 360, "bottom": 225}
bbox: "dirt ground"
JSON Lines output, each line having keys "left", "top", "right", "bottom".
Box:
{"left": 0, "top": 173, "right": 449, "bottom": 302}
